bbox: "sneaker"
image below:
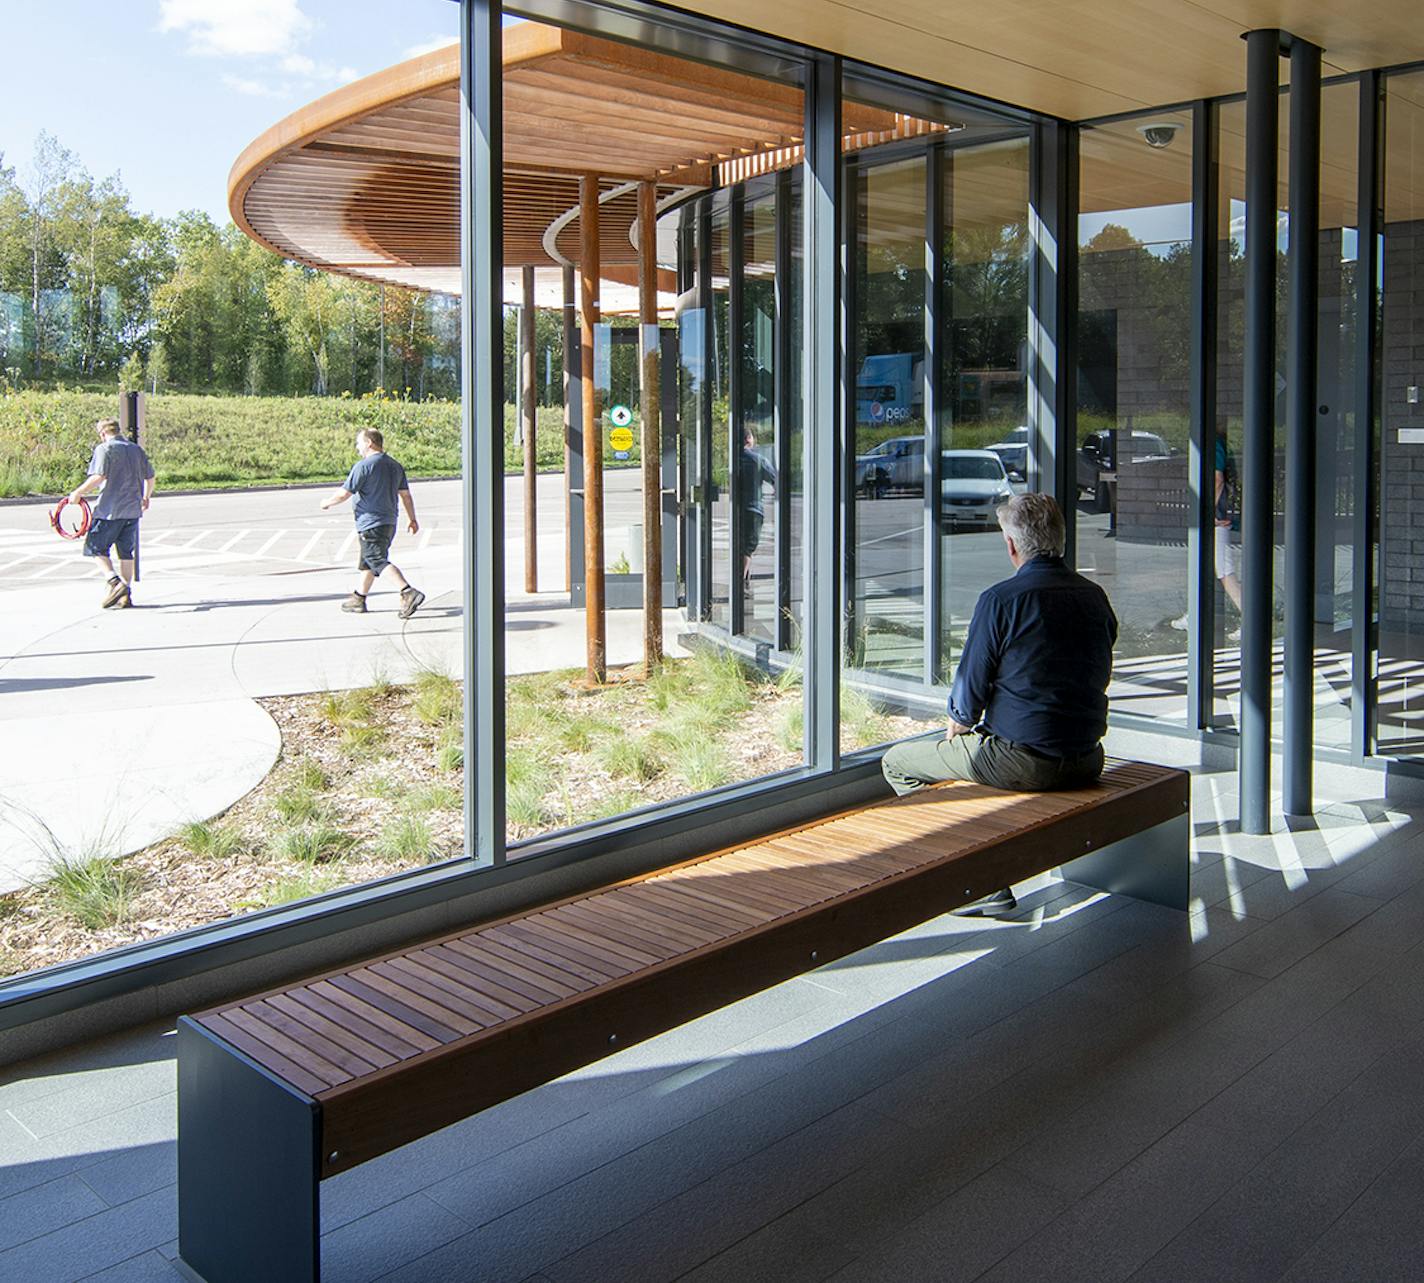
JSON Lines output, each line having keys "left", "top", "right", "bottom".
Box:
{"left": 341, "top": 592, "right": 367, "bottom": 614}
{"left": 398, "top": 586, "right": 425, "bottom": 620}
{"left": 1227, "top": 626, "right": 1242, "bottom": 643}
{"left": 110, "top": 584, "right": 132, "bottom": 609}
{"left": 1169, "top": 612, "right": 1189, "bottom": 631}
{"left": 101, "top": 576, "right": 127, "bottom": 608}
{"left": 953, "top": 887, "right": 1018, "bottom": 918}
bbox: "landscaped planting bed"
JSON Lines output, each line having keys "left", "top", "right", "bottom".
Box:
{"left": 0, "top": 653, "right": 921, "bottom": 979}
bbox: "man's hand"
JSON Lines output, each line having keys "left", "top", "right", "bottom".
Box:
{"left": 320, "top": 488, "right": 351, "bottom": 511}
{"left": 141, "top": 496, "right": 150, "bottom": 512}
{"left": 946, "top": 718, "right": 973, "bottom": 738}
{"left": 407, "top": 517, "right": 419, "bottom": 535}
{"left": 67, "top": 491, "right": 83, "bottom": 507}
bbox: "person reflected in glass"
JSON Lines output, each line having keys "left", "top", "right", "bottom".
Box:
{"left": 1171, "top": 429, "right": 1243, "bottom": 641}
{"left": 880, "top": 494, "right": 1118, "bottom": 916}
{"left": 737, "top": 427, "right": 777, "bottom": 589}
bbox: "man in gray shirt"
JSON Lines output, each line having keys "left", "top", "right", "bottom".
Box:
{"left": 67, "top": 418, "right": 155, "bottom": 609}
{"left": 320, "top": 428, "right": 424, "bottom": 618}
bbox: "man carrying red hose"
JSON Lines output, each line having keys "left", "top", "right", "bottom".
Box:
{"left": 66, "top": 418, "right": 156, "bottom": 609}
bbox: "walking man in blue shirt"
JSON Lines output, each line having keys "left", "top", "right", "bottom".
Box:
{"left": 881, "top": 493, "right": 1117, "bottom": 914}
{"left": 67, "top": 418, "right": 156, "bottom": 609}
{"left": 321, "top": 428, "right": 424, "bottom": 618}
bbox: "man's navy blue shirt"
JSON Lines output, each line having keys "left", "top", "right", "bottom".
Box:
{"left": 948, "top": 553, "right": 1117, "bottom": 756}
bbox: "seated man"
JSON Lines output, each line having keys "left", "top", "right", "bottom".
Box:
{"left": 880, "top": 492, "right": 1118, "bottom": 915}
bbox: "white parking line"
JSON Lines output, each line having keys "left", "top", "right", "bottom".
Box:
{"left": 297, "top": 530, "right": 327, "bottom": 562}
{"left": 216, "top": 532, "right": 248, "bottom": 553}
{"left": 418, "top": 526, "right": 434, "bottom": 551}
{"left": 174, "top": 529, "right": 216, "bottom": 551}
{"left": 253, "top": 529, "right": 287, "bottom": 558}
{"left": 26, "top": 557, "right": 78, "bottom": 580}
{"left": 339, "top": 529, "right": 358, "bottom": 558}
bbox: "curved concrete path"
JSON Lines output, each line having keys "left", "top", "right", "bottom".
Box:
{"left": 0, "top": 475, "right": 686, "bottom": 894}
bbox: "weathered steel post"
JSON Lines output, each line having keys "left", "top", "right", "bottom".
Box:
{"left": 580, "top": 173, "right": 606, "bottom": 683}
{"left": 521, "top": 264, "right": 537, "bottom": 593}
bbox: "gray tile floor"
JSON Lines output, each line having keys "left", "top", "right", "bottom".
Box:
{"left": 6, "top": 749, "right": 1424, "bottom": 1282}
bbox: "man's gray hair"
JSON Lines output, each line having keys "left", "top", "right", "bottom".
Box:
{"left": 997, "top": 492, "right": 1065, "bottom": 558}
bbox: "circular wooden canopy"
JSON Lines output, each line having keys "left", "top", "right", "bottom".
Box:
{"left": 229, "top": 21, "right": 916, "bottom": 304}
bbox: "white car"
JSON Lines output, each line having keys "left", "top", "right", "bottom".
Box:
{"left": 940, "top": 450, "right": 1014, "bottom": 532}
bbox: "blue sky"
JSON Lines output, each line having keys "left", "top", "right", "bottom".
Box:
{"left": 2, "top": 0, "right": 459, "bottom": 223}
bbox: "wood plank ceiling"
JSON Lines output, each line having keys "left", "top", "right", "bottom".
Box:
{"left": 230, "top": 21, "right": 911, "bottom": 298}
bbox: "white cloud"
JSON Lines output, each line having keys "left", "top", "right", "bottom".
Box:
{"left": 280, "top": 53, "right": 316, "bottom": 75}
{"left": 158, "top": 0, "right": 313, "bottom": 58}
{"left": 403, "top": 34, "right": 458, "bottom": 60}
{"left": 221, "top": 74, "right": 285, "bottom": 99}
{"left": 334, "top": 67, "right": 360, "bottom": 85}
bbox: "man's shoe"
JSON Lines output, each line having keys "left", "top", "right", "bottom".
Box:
{"left": 953, "top": 888, "right": 1018, "bottom": 918}
{"left": 1169, "top": 612, "right": 1189, "bottom": 631}
{"left": 398, "top": 586, "right": 425, "bottom": 620}
{"left": 112, "top": 585, "right": 132, "bottom": 609}
{"left": 101, "top": 577, "right": 127, "bottom": 608}
{"left": 341, "top": 593, "right": 368, "bottom": 614}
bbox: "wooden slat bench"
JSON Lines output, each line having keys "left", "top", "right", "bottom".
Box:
{"left": 177, "top": 758, "right": 1189, "bottom": 1283}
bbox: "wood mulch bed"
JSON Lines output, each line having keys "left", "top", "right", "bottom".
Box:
{"left": 0, "top": 662, "right": 924, "bottom": 980}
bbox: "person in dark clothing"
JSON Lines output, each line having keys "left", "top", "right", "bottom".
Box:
{"left": 321, "top": 428, "right": 424, "bottom": 618}
{"left": 880, "top": 492, "right": 1118, "bottom": 915}
{"left": 737, "top": 429, "right": 777, "bottom": 586}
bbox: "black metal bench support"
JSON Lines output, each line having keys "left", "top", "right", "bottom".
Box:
{"left": 176, "top": 1017, "right": 321, "bottom": 1283}
{"left": 1059, "top": 812, "right": 1191, "bottom": 910}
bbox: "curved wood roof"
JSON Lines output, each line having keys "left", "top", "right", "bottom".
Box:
{"left": 229, "top": 22, "right": 917, "bottom": 301}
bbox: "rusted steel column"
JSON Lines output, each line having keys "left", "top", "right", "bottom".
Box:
{"left": 521, "top": 264, "right": 537, "bottom": 594}
{"left": 562, "top": 262, "right": 575, "bottom": 593}
{"left": 580, "top": 173, "right": 606, "bottom": 683}
{"left": 638, "top": 180, "right": 664, "bottom": 670}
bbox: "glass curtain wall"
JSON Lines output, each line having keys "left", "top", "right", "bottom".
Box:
{"left": 841, "top": 75, "right": 1032, "bottom": 754}
{"left": 0, "top": 3, "right": 466, "bottom": 983}
{"left": 1212, "top": 85, "right": 1359, "bottom": 739}
{"left": 502, "top": 20, "right": 808, "bottom": 846}
{"left": 1077, "top": 110, "right": 1195, "bottom": 726}
{"left": 1376, "top": 70, "right": 1424, "bottom": 755}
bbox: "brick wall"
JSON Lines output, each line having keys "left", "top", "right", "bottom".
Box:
{"left": 1380, "top": 218, "right": 1424, "bottom": 629}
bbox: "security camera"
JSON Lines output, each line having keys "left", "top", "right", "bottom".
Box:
{"left": 1137, "top": 122, "right": 1182, "bottom": 150}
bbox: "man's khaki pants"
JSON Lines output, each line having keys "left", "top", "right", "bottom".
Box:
{"left": 881, "top": 730, "right": 1104, "bottom": 796}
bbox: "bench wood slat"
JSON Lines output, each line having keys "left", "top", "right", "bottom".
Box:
{"left": 539, "top": 906, "right": 684, "bottom": 965}
{"left": 480, "top": 923, "right": 627, "bottom": 986}
{"left": 241, "top": 999, "right": 384, "bottom": 1080}
{"left": 502, "top": 917, "right": 648, "bottom": 977}
{"left": 381, "top": 955, "right": 527, "bottom": 1023}
{"left": 559, "top": 897, "right": 714, "bottom": 955}
{"left": 264, "top": 992, "right": 402, "bottom": 1072}
{"left": 363, "top": 962, "right": 500, "bottom": 1031}
{"left": 440, "top": 937, "right": 591, "bottom": 1000}
{"left": 303, "top": 979, "right": 442, "bottom": 1055}
{"left": 581, "top": 889, "right": 725, "bottom": 950}
{"left": 617, "top": 882, "right": 762, "bottom": 935}
{"left": 414, "top": 946, "right": 554, "bottom": 1012}
{"left": 198, "top": 1011, "right": 332, "bottom": 1097}
{"left": 327, "top": 973, "right": 466, "bottom": 1043}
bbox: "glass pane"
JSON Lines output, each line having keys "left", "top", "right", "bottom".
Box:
{"left": 940, "top": 136, "right": 1031, "bottom": 683}
{"left": 1078, "top": 110, "right": 1194, "bottom": 726}
{"left": 1376, "top": 71, "right": 1424, "bottom": 754}
{"left": 502, "top": 25, "right": 806, "bottom": 846}
{"left": 0, "top": 1, "right": 464, "bottom": 982}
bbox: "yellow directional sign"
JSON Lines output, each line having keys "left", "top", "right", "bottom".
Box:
{"left": 609, "top": 426, "right": 634, "bottom": 452}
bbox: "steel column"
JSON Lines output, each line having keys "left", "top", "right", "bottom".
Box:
{"left": 774, "top": 168, "right": 795, "bottom": 652}
{"left": 460, "top": 0, "right": 504, "bottom": 865}
{"left": 1352, "top": 71, "right": 1383, "bottom": 760}
{"left": 698, "top": 196, "right": 714, "bottom": 621}
{"left": 1240, "top": 29, "right": 1281, "bottom": 835}
{"left": 638, "top": 181, "right": 664, "bottom": 669}
{"left": 580, "top": 173, "right": 606, "bottom": 684}
{"left": 923, "top": 143, "right": 945, "bottom": 683}
{"left": 1029, "top": 120, "right": 1078, "bottom": 561}
{"left": 729, "top": 188, "right": 747, "bottom": 637}
{"left": 803, "top": 54, "right": 841, "bottom": 771}
{"left": 1188, "top": 99, "right": 1220, "bottom": 728}
{"left": 1283, "top": 38, "right": 1322, "bottom": 816}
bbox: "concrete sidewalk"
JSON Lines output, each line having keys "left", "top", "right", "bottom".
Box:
{"left": 0, "top": 518, "right": 687, "bottom": 893}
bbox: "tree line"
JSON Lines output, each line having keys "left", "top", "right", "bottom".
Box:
{"left": 0, "top": 133, "right": 520, "bottom": 402}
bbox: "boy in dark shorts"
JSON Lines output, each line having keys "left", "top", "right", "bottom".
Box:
{"left": 320, "top": 428, "right": 424, "bottom": 618}
{"left": 67, "top": 418, "right": 156, "bottom": 609}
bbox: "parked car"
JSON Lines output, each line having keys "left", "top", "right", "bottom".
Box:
{"left": 1077, "top": 428, "right": 1172, "bottom": 509}
{"left": 940, "top": 450, "right": 1014, "bottom": 532}
{"left": 986, "top": 425, "right": 1030, "bottom": 481}
{"left": 855, "top": 434, "right": 923, "bottom": 497}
